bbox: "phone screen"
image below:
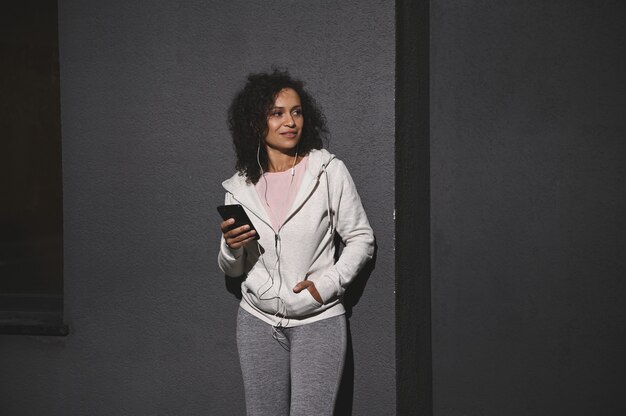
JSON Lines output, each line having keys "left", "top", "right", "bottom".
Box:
{"left": 217, "top": 204, "right": 259, "bottom": 239}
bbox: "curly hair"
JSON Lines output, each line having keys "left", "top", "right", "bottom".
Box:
{"left": 227, "top": 69, "right": 328, "bottom": 184}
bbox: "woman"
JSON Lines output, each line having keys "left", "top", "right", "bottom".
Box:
{"left": 218, "top": 70, "right": 374, "bottom": 415}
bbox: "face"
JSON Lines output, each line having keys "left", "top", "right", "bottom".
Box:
{"left": 264, "top": 88, "right": 304, "bottom": 154}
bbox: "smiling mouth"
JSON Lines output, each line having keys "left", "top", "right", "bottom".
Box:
{"left": 280, "top": 131, "right": 298, "bottom": 137}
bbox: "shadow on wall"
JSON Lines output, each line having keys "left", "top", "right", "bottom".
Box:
{"left": 223, "top": 239, "right": 378, "bottom": 416}
{"left": 335, "top": 240, "right": 377, "bottom": 415}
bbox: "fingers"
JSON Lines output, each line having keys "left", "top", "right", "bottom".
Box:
{"left": 227, "top": 234, "right": 257, "bottom": 250}
{"left": 225, "top": 228, "right": 256, "bottom": 249}
{"left": 219, "top": 218, "right": 235, "bottom": 233}
{"left": 220, "top": 218, "right": 256, "bottom": 249}
{"left": 220, "top": 219, "right": 253, "bottom": 238}
{"left": 308, "top": 285, "right": 323, "bottom": 303}
{"left": 224, "top": 224, "right": 255, "bottom": 240}
{"left": 292, "top": 280, "right": 311, "bottom": 293}
{"left": 293, "top": 281, "right": 323, "bottom": 303}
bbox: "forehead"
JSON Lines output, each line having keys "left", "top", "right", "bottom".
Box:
{"left": 273, "top": 88, "right": 301, "bottom": 106}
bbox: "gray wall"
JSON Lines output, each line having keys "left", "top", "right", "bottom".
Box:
{"left": 431, "top": 1, "right": 625, "bottom": 415}
{"left": 0, "top": 1, "right": 395, "bottom": 415}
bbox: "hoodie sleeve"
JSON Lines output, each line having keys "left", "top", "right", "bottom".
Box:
{"left": 217, "top": 192, "right": 247, "bottom": 277}
{"left": 309, "top": 160, "right": 375, "bottom": 303}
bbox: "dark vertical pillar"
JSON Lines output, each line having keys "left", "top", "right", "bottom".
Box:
{"left": 396, "top": 1, "right": 432, "bottom": 415}
{"left": 429, "top": 1, "right": 626, "bottom": 414}
{"left": 0, "top": 0, "right": 65, "bottom": 333}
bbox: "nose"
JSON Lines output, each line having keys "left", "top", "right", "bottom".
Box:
{"left": 284, "top": 113, "right": 295, "bottom": 127}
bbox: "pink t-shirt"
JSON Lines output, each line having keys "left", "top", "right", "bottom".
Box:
{"left": 255, "top": 156, "right": 308, "bottom": 231}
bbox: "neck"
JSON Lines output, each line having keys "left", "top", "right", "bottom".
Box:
{"left": 265, "top": 147, "right": 301, "bottom": 173}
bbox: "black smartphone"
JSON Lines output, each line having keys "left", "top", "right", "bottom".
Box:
{"left": 217, "top": 204, "right": 260, "bottom": 240}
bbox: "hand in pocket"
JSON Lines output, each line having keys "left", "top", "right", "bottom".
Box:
{"left": 292, "top": 280, "right": 322, "bottom": 304}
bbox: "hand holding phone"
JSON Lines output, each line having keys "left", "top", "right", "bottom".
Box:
{"left": 217, "top": 204, "right": 259, "bottom": 249}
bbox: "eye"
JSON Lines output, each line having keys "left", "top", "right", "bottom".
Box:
{"left": 270, "top": 111, "right": 283, "bottom": 117}
{"left": 292, "top": 109, "right": 303, "bottom": 116}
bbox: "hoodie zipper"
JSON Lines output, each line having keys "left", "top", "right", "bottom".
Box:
{"left": 229, "top": 154, "right": 335, "bottom": 247}
{"left": 231, "top": 169, "right": 324, "bottom": 235}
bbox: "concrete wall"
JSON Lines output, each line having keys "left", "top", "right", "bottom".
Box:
{"left": 0, "top": 1, "right": 395, "bottom": 415}
{"left": 430, "top": 1, "right": 626, "bottom": 415}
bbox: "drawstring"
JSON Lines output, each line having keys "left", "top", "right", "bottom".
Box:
{"left": 322, "top": 164, "right": 334, "bottom": 235}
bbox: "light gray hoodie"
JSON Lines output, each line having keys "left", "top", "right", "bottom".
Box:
{"left": 218, "top": 149, "right": 375, "bottom": 327}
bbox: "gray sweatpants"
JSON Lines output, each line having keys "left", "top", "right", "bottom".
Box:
{"left": 236, "top": 307, "right": 347, "bottom": 416}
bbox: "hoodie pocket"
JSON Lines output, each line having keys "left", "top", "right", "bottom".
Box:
{"left": 242, "top": 270, "right": 284, "bottom": 315}
{"left": 283, "top": 288, "right": 323, "bottom": 317}
{"left": 243, "top": 269, "right": 324, "bottom": 318}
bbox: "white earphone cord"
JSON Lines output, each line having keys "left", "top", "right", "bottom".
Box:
{"left": 255, "top": 142, "right": 300, "bottom": 343}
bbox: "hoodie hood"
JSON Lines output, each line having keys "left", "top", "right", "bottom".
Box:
{"left": 222, "top": 148, "right": 336, "bottom": 194}
{"left": 222, "top": 149, "right": 336, "bottom": 232}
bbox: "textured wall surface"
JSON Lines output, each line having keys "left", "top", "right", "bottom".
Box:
{"left": 0, "top": 1, "right": 395, "bottom": 415}
{"left": 431, "top": 1, "right": 626, "bottom": 415}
